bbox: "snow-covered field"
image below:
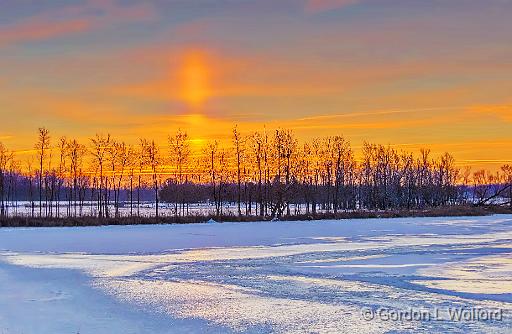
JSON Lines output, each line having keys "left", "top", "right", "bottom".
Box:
{"left": 2, "top": 201, "right": 304, "bottom": 218}
{"left": 1, "top": 201, "right": 238, "bottom": 218}
{"left": 0, "top": 215, "right": 511, "bottom": 333}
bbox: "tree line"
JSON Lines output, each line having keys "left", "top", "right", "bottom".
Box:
{"left": 0, "top": 126, "right": 511, "bottom": 219}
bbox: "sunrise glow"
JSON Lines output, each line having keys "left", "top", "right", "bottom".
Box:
{"left": 179, "top": 50, "right": 211, "bottom": 108}
{"left": 0, "top": 0, "right": 510, "bottom": 171}
{"left": 1, "top": 4, "right": 511, "bottom": 333}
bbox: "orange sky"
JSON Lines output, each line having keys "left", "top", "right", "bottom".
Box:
{"left": 0, "top": 0, "right": 511, "bottom": 170}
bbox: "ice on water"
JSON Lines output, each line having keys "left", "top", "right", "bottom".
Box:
{"left": 1, "top": 215, "right": 511, "bottom": 333}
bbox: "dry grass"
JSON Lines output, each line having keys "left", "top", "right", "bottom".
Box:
{"left": 0, "top": 205, "right": 510, "bottom": 227}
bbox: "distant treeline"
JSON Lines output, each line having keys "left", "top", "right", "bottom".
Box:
{"left": 0, "top": 127, "right": 511, "bottom": 219}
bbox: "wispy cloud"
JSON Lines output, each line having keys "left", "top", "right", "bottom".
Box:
{"left": 467, "top": 103, "right": 512, "bottom": 122}
{"left": 0, "top": 18, "right": 90, "bottom": 46}
{"left": 0, "top": 0, "right": 156, "bottom": 47}
{"left": 304, "top": 0, "right": 361, "bottom": 14}
{"left": 296, "top": 107, "right": 458, "bottom": 122}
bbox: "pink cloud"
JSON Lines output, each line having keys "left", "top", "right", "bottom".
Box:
{"left": 0, "top": 0, "right": 156, "bottom": 47}
{"left": 85, "top": 0, "right": 157, "bottom": 23}
{"left": 304, "top": 0, "right": 361, "bottom": 13}
{"left": 0, "top": 19, "right": 91, "bottom": 46}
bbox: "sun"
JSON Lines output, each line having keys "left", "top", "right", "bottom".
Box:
{"left": 180, "top": 50, "right": 211, "bottom": 108}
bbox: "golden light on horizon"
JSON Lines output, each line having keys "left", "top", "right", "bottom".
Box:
{"left": 1, "top": 2, "right": 511, "bottom": 174}
{"left": 179, "top": 50, "right": 211, "bottom": 108}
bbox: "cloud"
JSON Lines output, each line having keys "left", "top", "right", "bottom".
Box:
{"left": 0, "top": 0, "right": 156, "bottom": 47}
{"left": 0, "top": 19, "right": 91, "bottom": 46}
{"left": 467, "top": 104, "right": 512, "bottom": 122}
{"left": 109, "top": 43, "right": 422, "bottom": 103}
{"left": 304, "top": 0, "right": 361, "bottom": 13}
{"left": 0, "top": 135, "right": 13, "bottom": 141}
{"left": 296, "top": 107, "right": 457, "bottom": 122}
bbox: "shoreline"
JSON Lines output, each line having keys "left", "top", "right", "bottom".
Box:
{"left": 1, "top": 205, "right": 511, "bottom": 228}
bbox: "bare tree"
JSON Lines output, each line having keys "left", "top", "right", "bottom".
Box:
{"left": 169, "top": 129, "right": 190, "bottom": 216}
{"left": 217, "top": 148, "right": 228, "bottom": 216}
{"left": 56, "top": 137, "right": 68, "bottom": 218}
{"left": 251, "top": 132, "right": 265, "bottom": 216}
{"left": 205, "top": 140, "right": 219, "bottom": 215}
{"left": 114, "top": 142, "right": 130, "bottom": 217}
{"left": 147, "top": 140, "right": 160, "bottom": 218}
{"left": 232, "top": 125, "right": 244, "bottom": 216}
{"left": 67, "top": 139, "right": 87, "bottom": 216}
{"left": 6, "top": 154, "right": 20, "bottom": 216}
{"left": 126, "top": 145, "right": 137, "bottom": 216}
{"left": 35, "top": 127, "right": 50, "bottom": 217}
{"left": 1, "top": 124, "right": 510, "bottom": 221}
{"left": 271, "top": 129, "right": 297, "bottom": 216}
{"left": 502, "top": 165, "right": 512, "bottom": 207}
{"left": 0, "top": 142, "right": 12, "bottom": 217}
{"left": 332, "top": 136, "right": 350, "bottom": 213}
{"left": 26, "top": 157, "right": 36, "bottom": 217}
{"left": 90, "top": 134, "right": 111, "bottom": 218}
{"left": 137, "top": 139, "right": 148, "bottom": 217}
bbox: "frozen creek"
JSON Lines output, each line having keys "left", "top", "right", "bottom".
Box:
{"left": 1, "top": 215, "right": 511, "bottom": 333}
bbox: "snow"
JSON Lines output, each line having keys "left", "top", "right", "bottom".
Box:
{"left": 1, "top": 215, "right": 512, "bottom": 333}
{"left": 1, "top": 201, "right": 304, "bottom": 218}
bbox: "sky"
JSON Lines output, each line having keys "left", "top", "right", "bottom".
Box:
{"left": 0, "top": 0, "right": 511, "bottom": 170}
